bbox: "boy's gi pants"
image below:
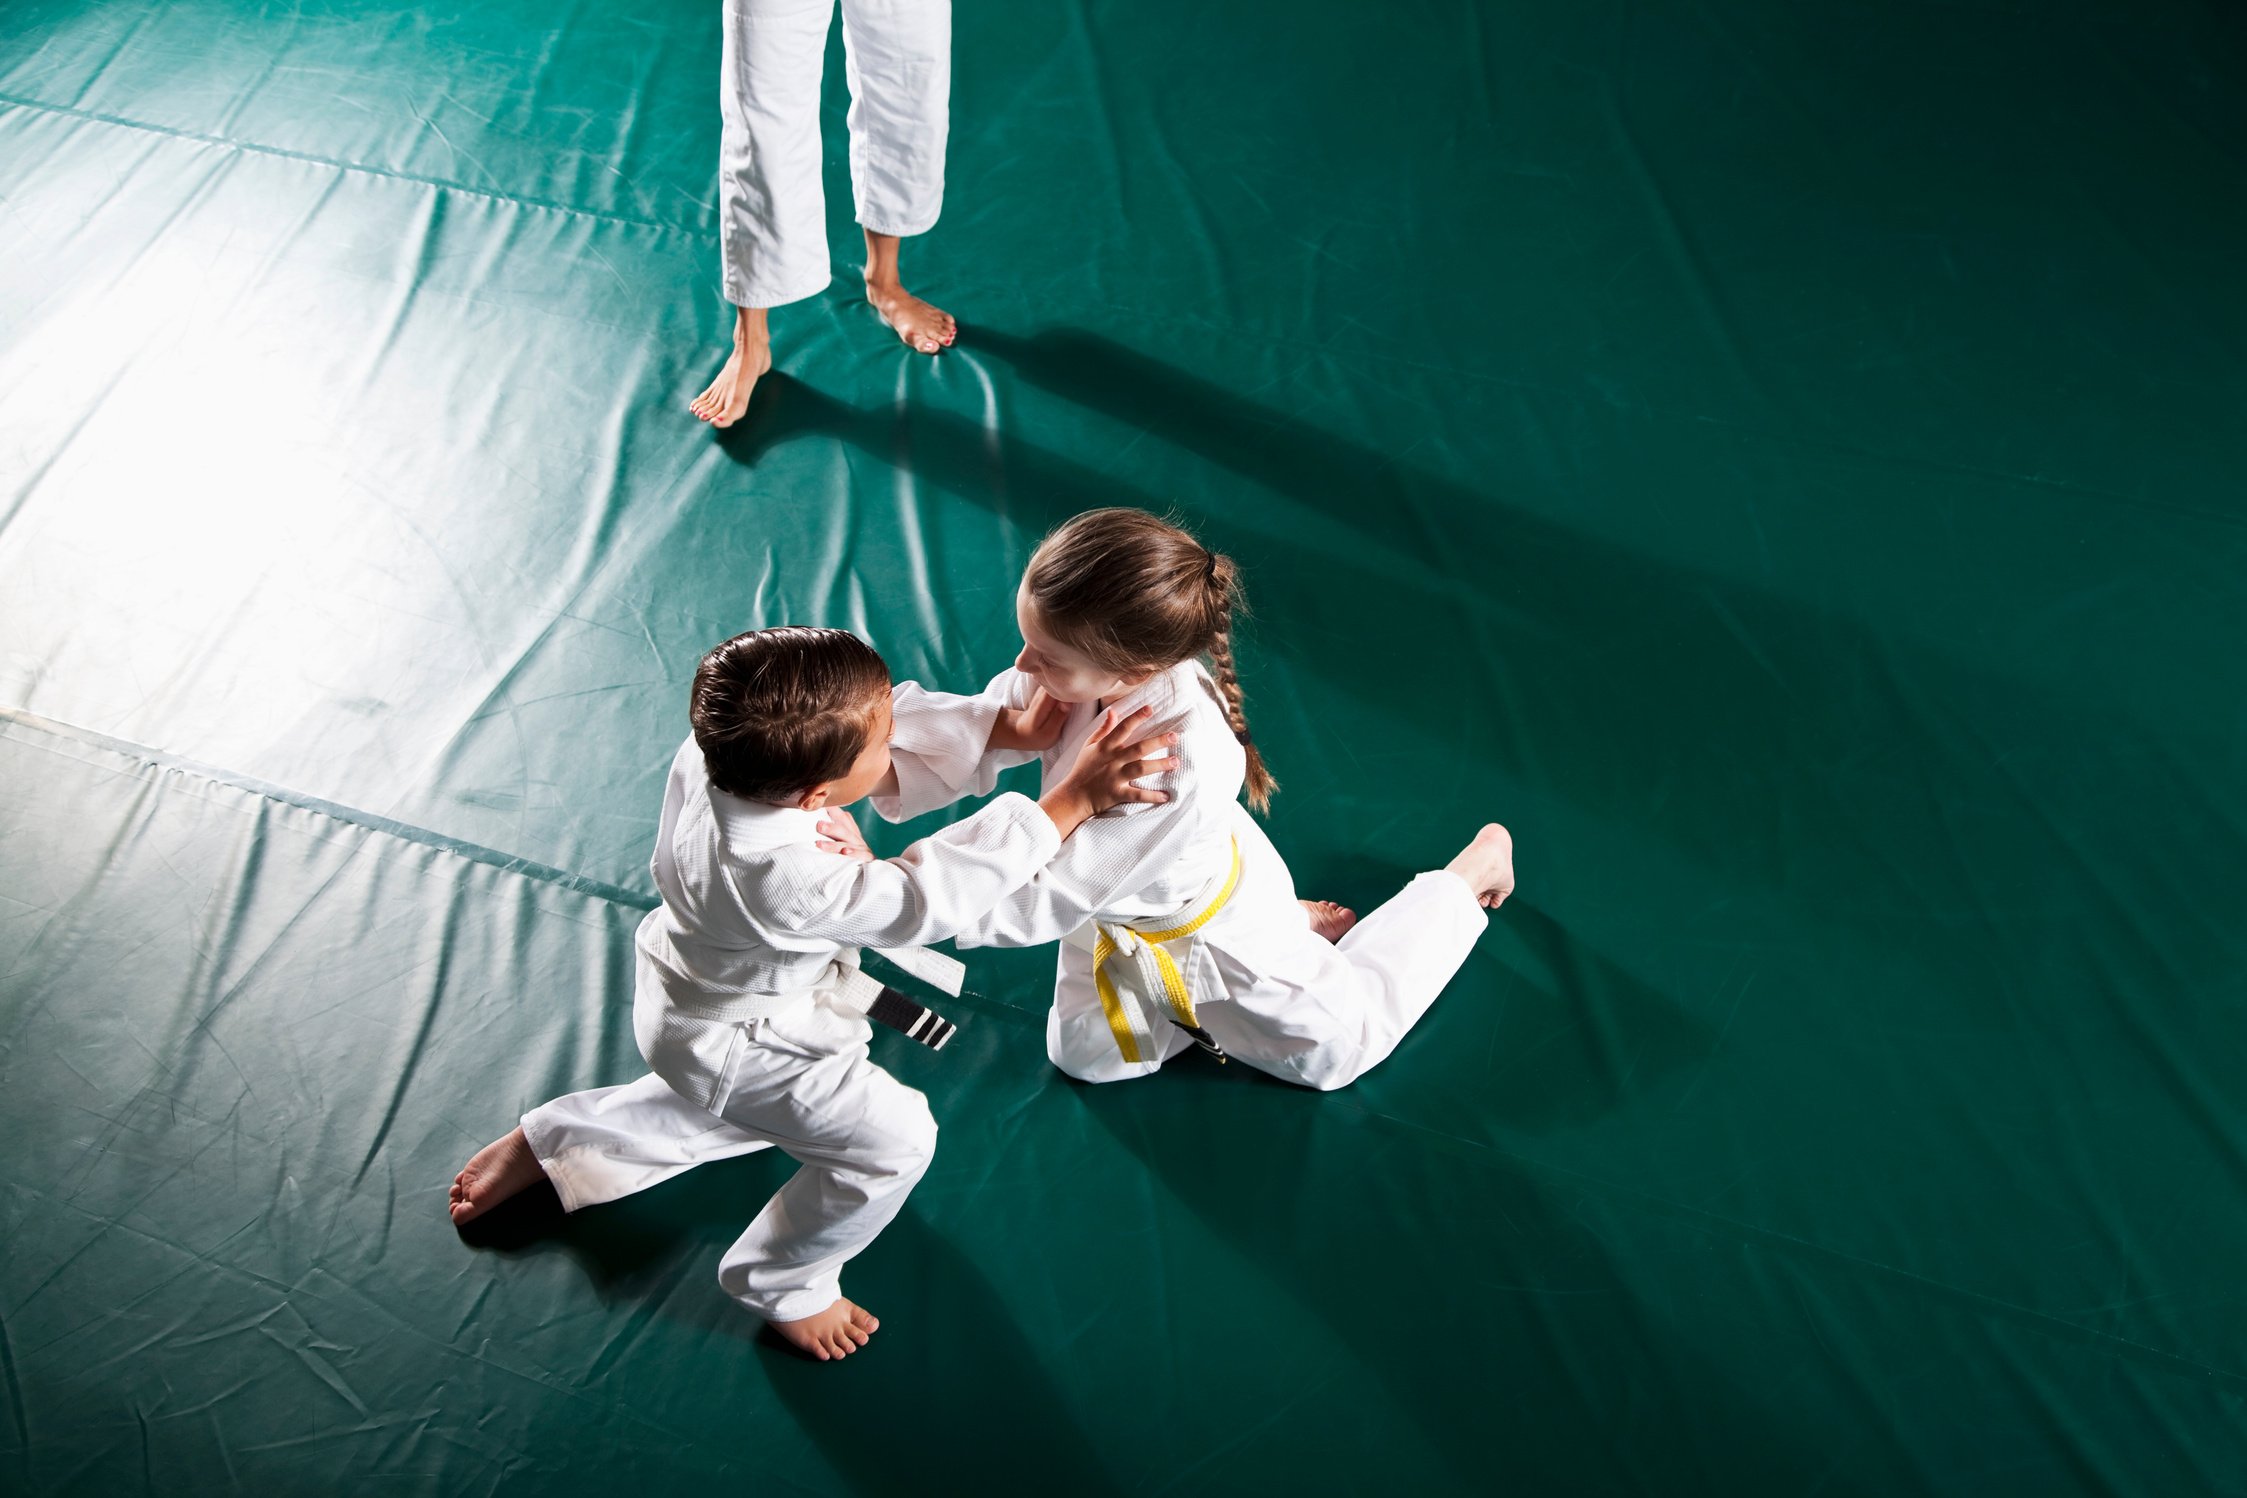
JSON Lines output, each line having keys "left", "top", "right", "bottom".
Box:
{"left": 721, "top": 0, "right": 950, "bottom": 307}
{"left": 521, "top": 965, "right": 936, "bottom": 1323}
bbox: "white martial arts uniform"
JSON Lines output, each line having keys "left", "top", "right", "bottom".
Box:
{"left": 520, "top": 726, "right": 1057, "bottom": 1323}
{"left": 720, "top": 0, "right": 949, "bottom": 308}
{"left": 873, "top": 663, "right": 1491, "bottom": 1091}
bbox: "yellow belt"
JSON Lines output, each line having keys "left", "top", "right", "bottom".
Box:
{"left": 1090, "top": 838, "right": 1241, "bottom": 1064}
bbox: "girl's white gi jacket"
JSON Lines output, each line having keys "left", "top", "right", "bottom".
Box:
{"left": 874, "top": 662, "right": 1279, "bottom": 961}
{"left": 633, "top": 726, "right": 1062, "bottom": 1024}
{"left": 874, "top": 662, "right": 1491, "bottom": 1091}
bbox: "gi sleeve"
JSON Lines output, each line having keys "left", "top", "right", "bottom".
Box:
{"left": 748, "top": 790, "right": 1061, "bottom": 949}
{"left": 949, "top": 749, "right": 1203, "bottom": 950}
{"left": 872, "top": 671, "right": 1038, "bottom": 822}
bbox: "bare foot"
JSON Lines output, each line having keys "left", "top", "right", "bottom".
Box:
{"left": 1444, "top": 824, "right": 1515, "bottom": 909}
{"left": 449, "top": 1127, "right": 548, "bottom": 1225}
{"left": 1301, "top": 899, "right": 1358, "bottom": 942}
{"left": 770, "top": 1298, "right": 880, "bottom": 1362}
{"left": 690, "top": 305, "right": 772, "bottom": 428}
{"left": 865, "top": 277, "right": 955, "bottom": 355}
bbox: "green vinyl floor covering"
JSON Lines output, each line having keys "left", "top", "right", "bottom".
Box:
{"left": 4, "top": 0, "right": 2247, "bottom": 1492}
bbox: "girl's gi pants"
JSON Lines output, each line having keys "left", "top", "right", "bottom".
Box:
{"left": 1049, "top": 812, "right": 1491, "bottom": 1092}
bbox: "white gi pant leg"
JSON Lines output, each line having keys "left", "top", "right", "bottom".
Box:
{"left": 523, "top": 1072, "right": 771, "bottom": 1213}
{"left": 710, "top": 997, "right": 938, "bottom": 1321}
{"left": 719, "top": 0, "right": 839, "bottom": 308}
{"left": 1203, "top": 871, "right": 1488, "bottom": 1092}
{"left": 521, "top": 985, "right": 937, "bottom": 1323}
{"left": 840, "top": 0, "right": 950, "bottom": 237}
{"left": 719, "top": 0, "right": 950, "bottom": 307}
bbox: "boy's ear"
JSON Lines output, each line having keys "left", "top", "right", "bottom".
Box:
{"left": 796, "top": 784, "right": 832, "bottom": 810}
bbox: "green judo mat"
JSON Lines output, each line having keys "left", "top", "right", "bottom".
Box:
{"left": 4, "top": 0, "right": 2246, "bottom": 1491}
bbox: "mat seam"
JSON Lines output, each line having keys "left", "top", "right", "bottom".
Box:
{"left": 0, "top": 706, "right": 1045, "bottom": 1027}
{"left": 0, "top": 91, "right": 708, "bottom": 241}
{"left": 0, "top": 705, "right": 658, "bottom": 912}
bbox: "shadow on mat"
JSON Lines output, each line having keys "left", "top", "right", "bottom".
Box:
{"left": 457, "top": 1167, "right": 1125, "bottom": 1493}
{"left": 1072, "top": 1071, "right": 1878, "bottom": 1496}
{"left": 1198, "top": 854, "right": 1715, "bottom": 1132}
{"left": 1478, "top": 902, "right": 1720, "bottom": 1131}
{"left": 763, "top": 1212, "right": 1132, "bottom": 1498}
{"left": 719, "top": 333, "right": 2226, "bottom": 1007}
{"left": 454, "top": 1167, "right": 748, "bottom": 1304}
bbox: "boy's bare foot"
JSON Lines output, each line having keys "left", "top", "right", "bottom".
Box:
{"left": 690, "top": 305, "right": 772, "bottom": 427}
{"left": 1444, "top": 824, "right": 1515, "bottom": 909}
{"left": 770, "top": 1298, "right": 880, "bottom": 1361}
{"left": 449, "top": 1127, "right": 548, "bottom": 1225}
{"left": 865, "top": 277, "right": 955, "bottom": 355}
{"left": 1301, "top": 899, "right": 1358, "bottom": 942}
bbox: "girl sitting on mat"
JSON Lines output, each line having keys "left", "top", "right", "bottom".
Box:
{"left": 823, "top": 507, "right": 1515, "bottom": 1089}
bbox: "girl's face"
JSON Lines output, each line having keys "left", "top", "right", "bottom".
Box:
{"left": 1015, "top": 587, "right": 1153, "bottom": 704}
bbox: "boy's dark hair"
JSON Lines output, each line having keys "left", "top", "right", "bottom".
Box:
{"left": 690, "top": 627, "right": 891, "bottom": 803}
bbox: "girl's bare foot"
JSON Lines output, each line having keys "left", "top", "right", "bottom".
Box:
{"left": 865, "top": 278, "right": 955, "bottom": 355}
{"left": 1301, "top": 899, "right": 1358, "bottom": 942}
{"left": 448, "top": 1127, "right": 548, "bottom": 1225}
{"left": 690, "top": 305, "right": 772, "bottom": 427}
{"left": 1443, "top": 824, "right": 1515, "bottom": 908}
{"left": 770, "top": 1298, "right": 880, "bottom": 1362}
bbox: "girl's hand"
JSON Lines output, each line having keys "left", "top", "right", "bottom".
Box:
{"left": 988, "top": 687, "right": 1069, "bottom": 752}
{"left": 1036, "top": 706, "right": 1178, "bottom": 837}
{"left": 816, "top": 807, "right": 874, "bottom": 862}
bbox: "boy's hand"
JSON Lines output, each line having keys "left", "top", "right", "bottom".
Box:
{"left": 816, "top": 808, "right": 874, "bottom": 862}
{"left": 1036, "top": 706, "right": 1178, "bottom": 838}
{"left": 988, "top": 687, "right": 1069, "bottom": 753}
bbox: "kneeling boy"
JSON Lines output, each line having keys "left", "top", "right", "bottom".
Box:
{"left": 448, "top": 626, "right": 1171, "bottom": 1360}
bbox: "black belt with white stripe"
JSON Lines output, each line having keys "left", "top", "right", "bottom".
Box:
{"left": 864, "top": 985, "right": 958, "bottom": 1052}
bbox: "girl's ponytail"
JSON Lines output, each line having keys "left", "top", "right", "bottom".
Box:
{"left": 1203, "top": 553, "right": 1276, "bottom": 812}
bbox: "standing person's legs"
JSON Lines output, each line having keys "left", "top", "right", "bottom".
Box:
{"left": 713, "top": 995, "right": 938, "bottom": 1360}
{"left": 839, "top": 0, "right": 955, "bottom": 353}
{"left": 694, "top": 0, "right": 838, "bottom": 426}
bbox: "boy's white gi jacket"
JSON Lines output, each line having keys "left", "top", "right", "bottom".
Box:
{"left": 634, "top": 725, "right": 1061, "bottom": 1024}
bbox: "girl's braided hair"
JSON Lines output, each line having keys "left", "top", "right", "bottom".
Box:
{"left": 1023, "top": 508, "right": 1275, "bottom": 812}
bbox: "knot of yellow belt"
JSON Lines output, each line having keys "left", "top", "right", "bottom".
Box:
{"left": 1090, "top": 839, "right": 1242, "bottom": 1064}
